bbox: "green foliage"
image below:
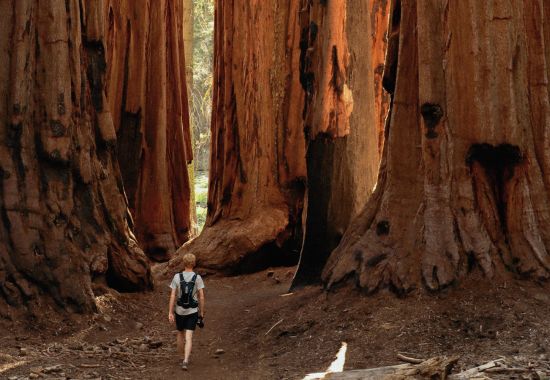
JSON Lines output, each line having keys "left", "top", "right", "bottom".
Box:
{"left": 195, "top": 171, "right": 209, "bottom": 231}
{"left": 196, "top": 191, "right": 208, "bottom": 205}
{"left": 189, "top": 0, "right": 213, "bottom": 232}
{"left": 191, "top": 0, "right": 214, "bottom": 173}
{"left": 196, "top": 205, "right": 207, "bottom": 231}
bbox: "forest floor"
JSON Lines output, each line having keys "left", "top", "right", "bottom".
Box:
{"left": 2, "top": 266, "right": 550, "bottom": 379}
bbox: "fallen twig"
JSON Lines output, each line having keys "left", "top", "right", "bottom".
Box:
{"left": 397, "top": 353, "right": 425, "bottom": 364}
{"left": 78, "top": 363, "right": 102, "bottom": 368}
{"left": 485, "top": 367, "right": 533, "bottom": 373}
{"left": 448, "top": 358, "right": 506, "bottom": 379}
{"left": 265, "top": 319, "right": 284, "bottom": 336}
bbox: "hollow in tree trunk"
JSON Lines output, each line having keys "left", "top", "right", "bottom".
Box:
{"left": 323, "top": 0, "right": 550, "bottom": 292}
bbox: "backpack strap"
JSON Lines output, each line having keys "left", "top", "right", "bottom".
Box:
{"left": 178, "top": 273, "right": 184, "bottom": 297}
{"left": 188, "top": 274, "right": 197, "bottom": 296}
{"left": 189, "top": 274, "right": 198, "bottom": 306}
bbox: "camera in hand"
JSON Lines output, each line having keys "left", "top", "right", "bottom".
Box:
{"left": 197, "top": 316, "right": 205, "bottom": 328}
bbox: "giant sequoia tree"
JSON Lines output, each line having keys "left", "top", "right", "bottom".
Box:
{"left": 0, "top": 0, "right": 152, "bottom": 315}
{"left": 103, "top": 0, "right": 194, "bottom": 261}
{"left": 167, "top": 0, "right": 388, "bottom": 275}
{"left": 167, "top": 0, "right": 309, "bottom": 273}
{"left": 323, "top": 0, "right": 550, "bottom": 292}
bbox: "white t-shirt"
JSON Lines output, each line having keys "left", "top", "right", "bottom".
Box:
{"left": 169, "top": 272, "right": 205, "bottom": 316}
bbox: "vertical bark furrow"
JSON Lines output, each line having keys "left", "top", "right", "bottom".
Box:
{"left": 278, "top": 0, "right": 307, "bottom": 189}
{"left": 417, "top": 0, "right": 458, "bottom": 290}
{"left": 382, "top": 0, "right": 401, "bottom": 95}
{"left": 299, "top": 0, "right": 352, "bottom": 139}
{"left": 523, "top": 0, "right": 550, "bottom": 208}
{"left": 0, "top": 0, "right": 152, "bottom": 317}
{"left": 370, "top": 0, "right": 391, "bottom": 157}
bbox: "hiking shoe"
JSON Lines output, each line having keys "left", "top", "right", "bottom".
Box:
{"left": 181, "top": 361, "right": 188, "bottom": 370}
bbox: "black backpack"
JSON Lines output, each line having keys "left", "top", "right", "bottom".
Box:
{"left": 177, "top": 273, "right": 199, "bottom": 309}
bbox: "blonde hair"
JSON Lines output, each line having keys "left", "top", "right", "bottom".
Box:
{"left": 182, "top": 253, "right": 196, "bottom": 269}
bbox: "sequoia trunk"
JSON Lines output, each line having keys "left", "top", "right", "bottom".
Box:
{"left": 167, "top": 0, "right": 308, "bottom": 274}
{"left": 323, "top": 0, "right": 550, "bottom": 292}
{"left": 0, "top": 0, "right": 152, "bottom": 316}
{"left": 168, "top": 0, "right": 388, "bottom": 276}
{"left": 103, "top": 0, "right": 194, "bottom": 261}
{"left": 292, "top": 0, "right": 383, "bottom": 286}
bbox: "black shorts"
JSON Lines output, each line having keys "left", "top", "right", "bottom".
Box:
{"left": 175, "top": 312, "right": 198, "bottom": 331}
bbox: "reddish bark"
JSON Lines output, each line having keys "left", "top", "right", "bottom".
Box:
{"left": 293, "top": 0, "right": 383, "bottom": 286}
{"left": 370, "top": 0, "right": 391, "bottom": 156}
{"left": 103, "top": 0, "right": 194, "bottom": 261}
{"left": 324, "top": 0, "right": 550, "bottom": 292}
{"left": 166, "top": 0, "right": 307, "bottom": 274}
{"left": 168, "top": 0, "right": 387, "bottom": 276}
{"left": 0, "top": 0, "right": 152, "bottom": 316}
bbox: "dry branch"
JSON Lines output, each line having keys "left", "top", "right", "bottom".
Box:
{"left": 396, "top": 353, "right": 425, "bottom": 364}
{"left": 265, "top": 319, "right": 284, "bottom": 336}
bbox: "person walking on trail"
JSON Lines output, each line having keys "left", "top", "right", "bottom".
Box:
{"left": 168, "top": 253, "right": 205, "bottom": 370}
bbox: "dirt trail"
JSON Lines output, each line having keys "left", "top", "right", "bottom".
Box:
{"left": 2, "top": 267, "right": 550, "bottom": 379}
{"left": 1, "top": 267, "right": 321, "bottom": 380}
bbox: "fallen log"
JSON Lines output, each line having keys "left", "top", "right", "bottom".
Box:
{"left": 321, "top": 356, "right": 459, "bottom": 379}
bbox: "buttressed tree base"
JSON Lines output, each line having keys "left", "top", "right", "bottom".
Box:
{"left": 324, "top": 0, "right": 550, "bottom": 293}
{"left": 0, "top": 0, "right": 153, "bottom": 316}
{"left": 3, "top": 0, "right": 550, "bottom": 319}
{"left": 167, "top": 0, "right": 309, "bottom": 275}
{"left": 168, "top": 0, "right": 389, "bottom": 279}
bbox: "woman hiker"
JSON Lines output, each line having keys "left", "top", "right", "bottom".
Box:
{"left": 168, "top": 253, "right": 206, "bottom": 370}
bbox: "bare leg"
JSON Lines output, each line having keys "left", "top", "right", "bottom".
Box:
{"left": 177, "top": 331, "right": 185, "bottom": 360}
{"left": 184, "top": 329, "right": 194, "bottom": 363}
